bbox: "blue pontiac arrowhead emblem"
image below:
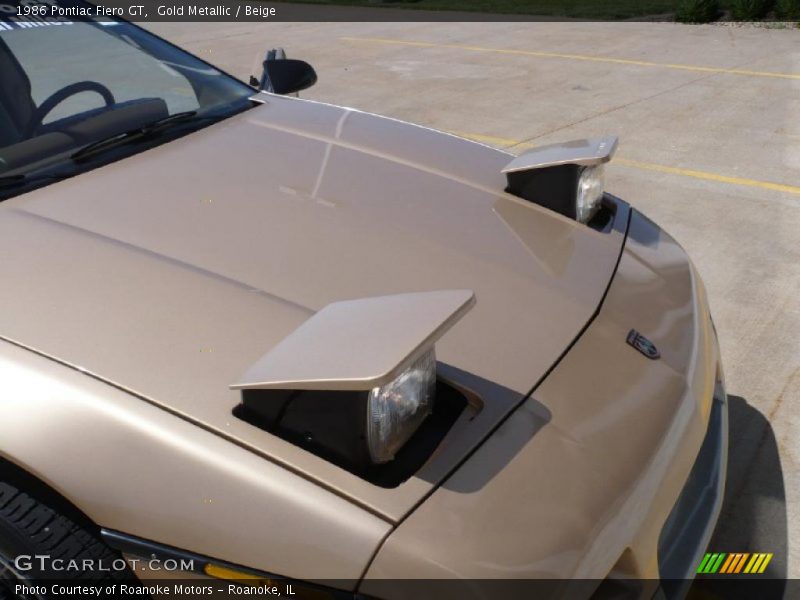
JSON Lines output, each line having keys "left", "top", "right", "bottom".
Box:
{"left": 626, "top": 329, "right": 660, "bottom": 359}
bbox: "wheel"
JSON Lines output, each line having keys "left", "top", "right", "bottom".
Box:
{"left": 0, "top": 482, "right": 142, "bottom": 599}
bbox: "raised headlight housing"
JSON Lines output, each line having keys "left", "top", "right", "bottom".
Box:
{"left": 233, "top": 352, "right": 466, "bottom": 486}
{"left": 230, "top": 291, "right": 474, "bottom": 486}
{"left": 502, "top": 135, "right": 617, "bottom": 226}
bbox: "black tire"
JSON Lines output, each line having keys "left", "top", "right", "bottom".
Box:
{"left": 0, "top": 482, "right": 143, "bottom": 599}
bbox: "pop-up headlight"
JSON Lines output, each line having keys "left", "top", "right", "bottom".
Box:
{"left": 503, "top": 136, "right": 617, "bottom": 225}
{"left": 366, "top": 347, "right": 436, "bottom": 463}
{"left": 231, "top": 291, "right": 474, "bottom": 476}
{"left": 575, "top": 164, "right": 605, "bottom": 224}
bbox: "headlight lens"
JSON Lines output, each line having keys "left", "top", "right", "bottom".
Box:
{"left": 576, "top": 165, "right": 605, "bottom": 223}
{"left": 366, "top": 348, "right": 436, "bottom": 463}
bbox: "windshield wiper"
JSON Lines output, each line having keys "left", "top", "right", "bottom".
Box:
{"left": 0, "top": 174, "right": 26, "bottom": 188}
{"left": 0, "top": 171, "right": 72, "bottom": 194}
{"left": 0, "top": 171, "right": 75, "bottom": 202}
{"left": 70, "top": 111, "right": 220, "bottom": 162}
{"left": 0, "top": 112, "right": 227, "bottom": 198}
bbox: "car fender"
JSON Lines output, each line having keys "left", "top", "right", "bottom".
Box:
{"left": 0, "top": 337, "right": 389, "bottom": 584}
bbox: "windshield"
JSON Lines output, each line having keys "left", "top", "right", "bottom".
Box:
{"left": 0, "top": 1, "right": 256, "bottom": 194}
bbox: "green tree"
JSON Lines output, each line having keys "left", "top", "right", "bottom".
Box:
{"left": 775, "top": 0, "right": 800, "bottom": 18}
{"left": 676, "top": 0, "right": 720, "bottom": 21}
{"left": 731, "top": 0, "right": 774, "bottom": 19}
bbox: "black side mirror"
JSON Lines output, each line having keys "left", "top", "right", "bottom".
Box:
{"left": 260, "top": 58, "right": 317, "bottom": 95}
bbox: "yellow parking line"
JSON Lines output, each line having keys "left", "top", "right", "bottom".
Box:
{"left": 342, "top": 37, "right": 800, "bottom": 81}
{"left": 615, "top": 158, "right": 800, "bottom": 196}
{"left": 449, "top": 131, "right": 800, "bottom": 196}
{"left": 452, "top": 131, "right": 536, "bottom": 150}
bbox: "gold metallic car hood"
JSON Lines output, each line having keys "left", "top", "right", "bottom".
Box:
{"left": 0, "top": 96, "right": 627, "bottom": 521}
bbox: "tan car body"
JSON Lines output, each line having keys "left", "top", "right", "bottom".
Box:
{"left": 0, "top": 93, "right": 725, "bottom": 590}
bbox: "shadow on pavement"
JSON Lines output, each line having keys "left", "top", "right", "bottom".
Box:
{"left": 689, "top": 394, "right": 787, "bottom": 599}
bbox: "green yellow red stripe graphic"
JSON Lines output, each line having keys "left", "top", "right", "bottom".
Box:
{"left": 697, "top": 552, "right": 773, "bottom": 574}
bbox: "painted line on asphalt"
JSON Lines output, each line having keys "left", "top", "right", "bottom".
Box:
{"left": 614, "top": 158, "right": 800, "bottom": 196}
{"left": 454, "top": 131, "right": 537, "bottom": 150}
{"left": 341, "top": 37, "right": 800, "bottom": 81}
{"left": 452, "top": 131, "right": 800, "bottom": 196}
